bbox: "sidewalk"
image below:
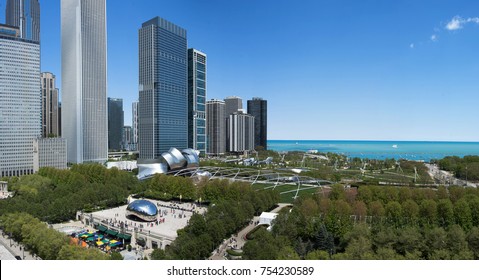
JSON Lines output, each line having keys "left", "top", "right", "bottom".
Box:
{"left": 0, "top": 230, "right": 38, "bottom": 260}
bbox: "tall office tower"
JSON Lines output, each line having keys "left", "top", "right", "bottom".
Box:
{"left": 139, "top": 16, "right": 188, "bottom": 159}
{"left": 41, "top": 72, "right": 60, "bottom": 138}
{"left": 187, "top": 48, "right": 206, "bottom": 155}
{"left": 206, "top": 100, "right": 226, "bottom": 155}
{"left": 61, "top": 0, "right": 108, "bottom": 163}
{"left": 247, "top": 97, "right": 267, "bottom": 149}
{"left": 224, "top": 96, "right": 243, "bottom": 116}
{"left": 6, "top": 0, "right": 40, "bottom": 42}
{"left": 132, "top": 101, "right": 139, "bottom": 150}
{"left": 0, "top": 24, "right": 41, "bottom": 177}
{"left": 122, "top": 126, "right": 132, "bottom": 150}
{"left": 108, "top": 98, "right": 124, "bottom": 151}
{"left": 226, "top": 112, "right": 255, "bottom": 153}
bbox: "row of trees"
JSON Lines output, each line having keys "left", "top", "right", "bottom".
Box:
{"left": 151, "top": 180, "right": 279, "bottom": 260}
{"left": 242, "top": 185, "right": 479, "bottom": 259}
{"left": 438, "top": 156, "right": 479, "bottom": 181}
{"left": 0, "top": 212, "right": 111, "bottom": 260}
{"left": 0, "top": 164, "right": 140, "bottom": 223}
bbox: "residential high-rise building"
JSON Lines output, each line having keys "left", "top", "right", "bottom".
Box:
{"left": 247, "top": 97, "right": 267, "bottom": 149}
{"left": 206, "top": 99, "right": 226, "bottom": 155}
{"left": 138, "top": 16, "right": 188, "bottom": 159}
{"left": 123, "top": 126, "right": 132, "bottom": 151}
{"left": 131, "top": 101, "right": 139, "bottom": 151}
{"left": 41, "top": 72, "right": 59, "bottom": 138}
{"left": 188, "top": 48, "right": 206, "bottom": 155}
{"left": 0, "top": 24, "right": 41, "bottom": 177}
{"left": 108, "top": 98, "right": 124, "bottom": 151}
{"left": 6, "top": 0, "right": 40, "bottom": 42}
{"left": 224, "top": 96, "right": 242, "bottom": 116}
{"left": 61, "top": 0, "right": 108, "bottom": 163}
{"left": 226, "top": 112, "right": 255, "bottom": 153}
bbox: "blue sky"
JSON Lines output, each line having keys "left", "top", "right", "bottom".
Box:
{"left": 2, "top": 0, "right": 478, "bottom": 141}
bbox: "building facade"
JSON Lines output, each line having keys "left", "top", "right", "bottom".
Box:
{"left": 187, "top": 48, "right": 206, "bottom": 155}
{"left": 0, "top": 24, "right": 41, "bottom": 177}
{"left": 224, "top": 96, "right": 242, "bottom": 116}
{"left": 6, "top": 0, "right": 40, "bottom": 42}
{"left": 132, "top": 101, "right": 139, "bottom": 150}
{"left": 206, "top": 99, "right": 226, "bottom": 155}
{"left": 123, "top": 125, "right": 132, "bottom": 150}
{"left": 226, "top": 112, "right": 255, "bottom": 153}
{"left": 138, "top": 16, "right": 188, "bottom": 159}
{"left": 33, "top": 138, "right": 67, "bottom": 172}
{"left": 41, "top": 72, "right": 60, "bottom": 137}
{"left": 108, "top": 98, "right": 124, "bottom": 151}
{"left": 61, "top": 0, "right": 108, "bottom": 163}
{"left": 247, "top": 97, "right": 267, "bottom": 149}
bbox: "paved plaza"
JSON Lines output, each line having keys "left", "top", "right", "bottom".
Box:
{"left": 89, "top": 198, "right": 206, "bottom": 241}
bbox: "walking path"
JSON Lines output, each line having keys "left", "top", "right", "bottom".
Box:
{"left": 0, "top": 230, "right": 38, "bottom": 260}
{"left": 209, "top": 203, "right": 292, "bottom": 260}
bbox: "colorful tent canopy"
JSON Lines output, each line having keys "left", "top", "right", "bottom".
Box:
{"left": 117, "top": 233, "right": 131, "bottom": 240}
{"left": 98, "top": 225, "right": 108, "bottom": 232}
{"left": 105, "top": 229, "right": 118, "bottom": 236}
{"left": 96, "top": 241, "right": 104, "bottom": 246}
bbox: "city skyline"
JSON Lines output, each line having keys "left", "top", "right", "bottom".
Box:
{"left": 3, "top": 0, "right": 479, "bottom": 141}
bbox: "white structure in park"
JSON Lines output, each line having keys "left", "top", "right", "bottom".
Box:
{"left": 259, "top": 212, "right": 279, "bottom": 230}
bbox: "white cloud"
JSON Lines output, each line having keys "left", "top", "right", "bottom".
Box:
{"left": 430, "top": 34, "right": 438, "bottom": 41}
{"left": 409, "top": 43, "right": 414, "bottom": 49}
{"left": 446, "top": 16, "right": 464, "bottom": 30}
{"left": 445, "top": 16, "right": 479, "bottom": 31}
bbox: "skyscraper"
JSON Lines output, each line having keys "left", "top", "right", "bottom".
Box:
{"left": 6, "top": 0, "right": 40, "bottom": 42}
{"left": 0, "top": 24, "right": 41, "bottom": 177}
{"left": 108, "top": 98, "right": 124, "bottom": 151}
{"left": 188, "top": 48, "right": 207, "bottom": 155}
{"left": 132, "top": 101, "right": 139, "bottom": 150}
{"left": 139, "top": 16, "right": 188, "bottom": 159}
{"left": 226, "top": 111, "right": 255, "bottom": 153}
{"left": 123, "top": 126, "right": 132, "bottom": 151}
{"left": 61, "top": 0, "right": 108, "bottom": 163}
{"left": 206, "top": 100, "right": 226, "bottom": 155}
{"left": 41, "top": 72, "right": 59, "bottom": 138}
{"left": 224, "top": 96, "right": 243, "bottom": 116}
{"left": 247, "top": 97, "right": 267, "bottom": 149}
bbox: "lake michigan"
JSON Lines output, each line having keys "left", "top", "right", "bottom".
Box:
{"left": 267, "top": 140, "right": 479, "bottom": 162}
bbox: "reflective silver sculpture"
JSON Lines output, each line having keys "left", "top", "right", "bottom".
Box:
{"left": 126, "top": 199, "right": 158, "bottom": 222}
{"left": 137, "top": 148, "right": 200, "bottom": 179}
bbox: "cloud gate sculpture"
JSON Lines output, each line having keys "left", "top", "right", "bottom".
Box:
{"left": 137, "top": 148, "right": 200, "bottom": 179}
{"left": 126, "top": 199, "right": 158, "bottom": 222}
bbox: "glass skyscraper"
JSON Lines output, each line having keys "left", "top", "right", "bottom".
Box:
{"left": 61, "top": 0, "right": 108, "bottom": 163}
{"left": 6, "top": 0, "right": 40, "bottom": 42}
{"left": 0, "top": 24, "right": 41, "bottom": 177}
{"left": 188, "top": 48, "right": 207, "bottom": 155}
{"left": 139, "top": 16, "right": 188, "bottom": 159}
{"left": 108, "top": 98, "right": 124, "bottom": 151}
{"left": 41, "top": 72, "right": 60, "bottom": 138}
{"left": 247, "top": 97, "right": 268, "bottom": 149}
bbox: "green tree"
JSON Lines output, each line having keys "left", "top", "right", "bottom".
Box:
{"left": 436, "top": 199, "right": 454, "bottom": 228}
{"left": 454, "top": 199, "right": 473, "bottom": 231}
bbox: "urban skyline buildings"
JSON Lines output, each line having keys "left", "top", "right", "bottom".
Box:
{"left": 41, "top": 72, "right": 59, "bottom": 137}
{"left": 247, "top": 97, "right": 267, "bottom": 149}
{"left": 138, "top": 16, "right": 188, "bottom": 159}
{"left": 187, "top": 48, "right": 207, "bottom": 156}
{"left": 108, "top": 97, "right": 124, "bottom": 151}
{"left": 61, "top": 0, "right": 108, "bottom": 163}
{"left": 6, "top": 0, "right": 40, "bottom": 42}
{"left": 206, "top": 99, "right": 226, "bottom": 155}
{"left": 224, "top": 96, "right": 243, "bottom": 117}
{"left": 132, "top": 101, "right": 139, "bottom": 150}
{"left": 226, "top": 111, "right": 255, "bottom": 153}
{"left": 0, "top": 23, "right": 41, "bottom": 177}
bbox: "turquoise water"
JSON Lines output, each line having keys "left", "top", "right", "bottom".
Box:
{"left": 267, "top": 140, "right": 479, "bottom": 161}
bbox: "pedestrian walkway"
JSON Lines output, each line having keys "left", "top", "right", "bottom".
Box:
{"left": 0, "top": 230, "right": 38, "bottom": 260}
{"left": 209, "top": 203, "right": 292, "bottom": 260}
